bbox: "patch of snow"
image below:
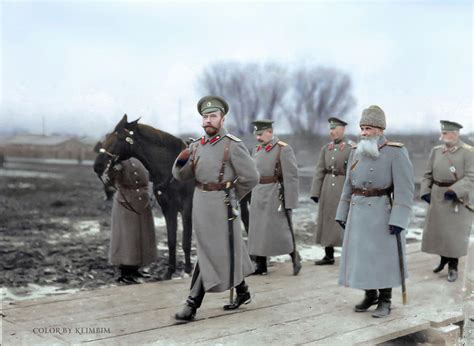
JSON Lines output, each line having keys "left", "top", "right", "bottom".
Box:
{"left": 73, "top": 220, "right": 101, "bottom": 236}
{"left": 2, "top": 284, "right": 78, "bottom": 301}
{"left": 0, "top": 169, "right": 63, "bottom": 179}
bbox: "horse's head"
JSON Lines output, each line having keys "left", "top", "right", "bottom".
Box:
{"left": 93, "top": 114, "right": 140, "bottom": 176}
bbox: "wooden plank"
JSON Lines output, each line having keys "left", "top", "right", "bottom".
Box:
{"left": 2, "top": 242, "right": 467, "bottom": 345}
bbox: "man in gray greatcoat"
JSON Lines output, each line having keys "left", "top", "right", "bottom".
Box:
{"left": 248, "top": 120, "right": 301, "bottom": 276}
{"left": 172, "top": 95, "right": 259, "bottom": 321}
{"left": 335, "top": 105, "right": 415, "bottom": 318}
{"left": 311, "top": 117, "right": 353, "bottom": 265}
{"left": 420, "top": 120, "right": 474, "bottom": 282}
{"left": 108, "top": 157, "right": 157, "bottom": 284}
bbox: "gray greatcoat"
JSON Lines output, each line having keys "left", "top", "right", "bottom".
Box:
{"left": 109, "top": 158, "right": 157, "bottom": 266}
{"left": 248, "top": 136, "right": 299, "bottom": 256}
{"left": 420, "top": 140, "right": 474, "bottom": 258}
{"left": 310, "top": 137, "right": 353, "bottom": 247}
{"left": 335, "top": 136, "right": 415, "bottom": 290}
{"left": 172, "top": 127, "right": 259, "bottom": 293}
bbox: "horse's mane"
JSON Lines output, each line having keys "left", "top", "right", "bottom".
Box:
{"left": 137, "top": 124, "right": 185, "bottom": 150}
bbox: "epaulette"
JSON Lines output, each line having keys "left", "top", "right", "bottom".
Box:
{"left": 433, "top": 145, "right": 444, "bottom": 150}
{"left": 386, "top": 142, "right": 404, "bottom": 147}
{"left": 277, "top": 140, "right": 288, "bottom": 147}
{"left": 462, "top": 143, "right": 474, "bottom": 152}
{"left": 225, "top": 134, "right": 241, "bottom": 142}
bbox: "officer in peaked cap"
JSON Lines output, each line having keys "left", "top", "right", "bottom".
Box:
{"left": 421, "top": 120, "right": 474, "bottom": 282}
{"left": 248, "top": 119, "right": 302, "bottom": 276}
{"left": 197, "top": 95, "right": 230, "bottom": 116}
{"left": 172, "top": 95, "right": 259, "bottom": 321}
{"left": 310, "top": 117, "right": 352, "bottom": 266}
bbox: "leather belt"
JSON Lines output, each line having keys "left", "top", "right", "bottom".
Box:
{"left": 259, "top": 176, "right": 278, "bottom": 184}
{"left": 352, "top": 187, "right": 392, "bottom": 197}
{"left": 196, "top": 181, "right": 233, "bottom": 191}
{"left": 324, "top": 169, "right": 345, "bottom": 176}
{"left": 432, "top": 180, "right": 455, "bottom": 187}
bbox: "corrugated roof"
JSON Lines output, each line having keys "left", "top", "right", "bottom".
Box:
{"left": 3, "top": 135, "right": 75, "bottom": 146}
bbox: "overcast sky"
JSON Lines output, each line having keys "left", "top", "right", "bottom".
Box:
{"left": 0, "top": 0, "right": 472, "bottom": 138}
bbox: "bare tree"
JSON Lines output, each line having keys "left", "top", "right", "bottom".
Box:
{"left": 197, "top": 62, "right": 289, "bottom": 135}
{"left": 283, "top": 66, "right": 355, "bottom": 135}
{"left": 197, "top": 62, "right": 354, "bottom": 135}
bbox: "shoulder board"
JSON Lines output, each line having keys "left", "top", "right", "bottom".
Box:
{"left": 347, "top": 140, "right": 355, "bottom": 146}
{"left": 462, "top": 143, "right": 474, "bottom": 152}
{"left": 225, "top": 134, "right": 241, "bottom": 142}
{"left": 351, "top": 143, "right": 357, "bottom": 149}
{"left": 386, "top": 142, "right": 404, "bottom": 147}
{"left": 433, "top": 145, "right": 444, "bottom": 150}
{"left": 277, "top": 140, "right": 288, "bottom": 147}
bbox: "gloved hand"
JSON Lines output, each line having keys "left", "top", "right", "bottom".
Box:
{"left": 176, "top": 149, "right": 191, "bottom": 166}
{"left": 421, "top": 194, "right": 431, "bottom": 204}
{"left": 444, "top": 190, "right": 457, "bottom": 201}
{"left": 311, "top": 197, "right": 319, "bottom": 203}
{"left": 389, "top": 225, "right": 404, "bottom": 235}
{"left": 336, "top": 220, "right": 346, "bottom": 229}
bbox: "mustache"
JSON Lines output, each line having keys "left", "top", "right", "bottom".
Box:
{"left": 202, "top": 125, "right": 217, "bottom": 130}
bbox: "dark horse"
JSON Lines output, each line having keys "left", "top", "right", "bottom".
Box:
{"left": 93, "top": 114, "right": 195, "bottom": 279}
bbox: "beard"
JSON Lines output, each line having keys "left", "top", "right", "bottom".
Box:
{"left": 356, "top": 136, "right": 380, "bottom": 158}
{"left": 439, "top": 135, "right": 455, "bottom": 146}
{"left": 203, "top": 125, "right": 219, "bottom": 136}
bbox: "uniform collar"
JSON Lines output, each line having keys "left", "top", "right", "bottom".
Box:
{"left": 443, "top": 140, "right": 462, "bottom": 153}
{"left": 257, "top": 136, "right": 279, "bottom": 152}
{"left": 201, "top": 127, "right": 228, "bottom": 145}
{"left": 329, "top": 136, "right": 347, "bottom": 150}
{"left": 377, "top": 135, "right": 388, "bottom": 149}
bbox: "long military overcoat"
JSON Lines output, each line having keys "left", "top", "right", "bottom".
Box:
{"left": 420, "top": 140, "right": 474, "bottom": 258}
{"left": 248, "top": 136, "right": 299, "bottom": 256}
{"left": 172, "top": 127, "right": 259, "bottom": 293}
{"left": 310, "top": 137, "right": 352, "bottom": 247}
{"left": 109, "top": 158, "right": 157, "bottom": 266}
{"left": 335, "top": 136, "right": 415, "bottom": 290}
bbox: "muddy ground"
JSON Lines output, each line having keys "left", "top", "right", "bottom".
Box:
{"left": 0, "top": 159, "right": 427, "bottom": 301}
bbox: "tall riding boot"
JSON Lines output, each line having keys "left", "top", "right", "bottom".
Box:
{"left": 252, "top": 256, "right": 268, "bottom": 275}
{"left": 372, "top": 288, "right": 392, "bottom": 318}
{"left": 433, "top": 256, "right": 449, "bottom": 273}
{"left": 354, "top": 289, "right": 378, "bottom": 312}
{"left": 223, "top": 280, "right": 252, "bottom": 310}
{"left": 175, "top": 276, "right": 205, "bottom": 321}
{"left": 315, "top": 247, "right": 335, "bottom": 265}
{"left": 290, "top": 251, "right": 302, "bottom": 275}
{"left": 447, "top": 258, "right": 459, "bottom": 282}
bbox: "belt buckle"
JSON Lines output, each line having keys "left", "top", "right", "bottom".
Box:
{"left": 362, "top": 188, "right": 368, "bottom": 196}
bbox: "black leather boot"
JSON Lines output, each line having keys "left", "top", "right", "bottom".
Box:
{"left": 433, "top": 256, "right": 448, "bottom": 273}
{"left": 372, "top": 288, "right": 392, "bottom": 318}
{"left": 252, "top": 256, "right": 268, "bottom": 275}
{"left": 315, "top": 247, "right": 335, "bottom": 265}
{"left": 291, "top": 251, "right": 302, "bottom": 276}
{"left": 117, "top": 265, "right": 140, "bottom": 284}
{"left": 223, "top": 281, "right": 251, "bottom": 310}
{"left": 447, "top": 258, "right": 458, "bottom": 282}
{"left": 354, "top": 289, "right": 378, "bottom": 312}
{"left": 175, "top": 298, "right": 198, "bottom": 321}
